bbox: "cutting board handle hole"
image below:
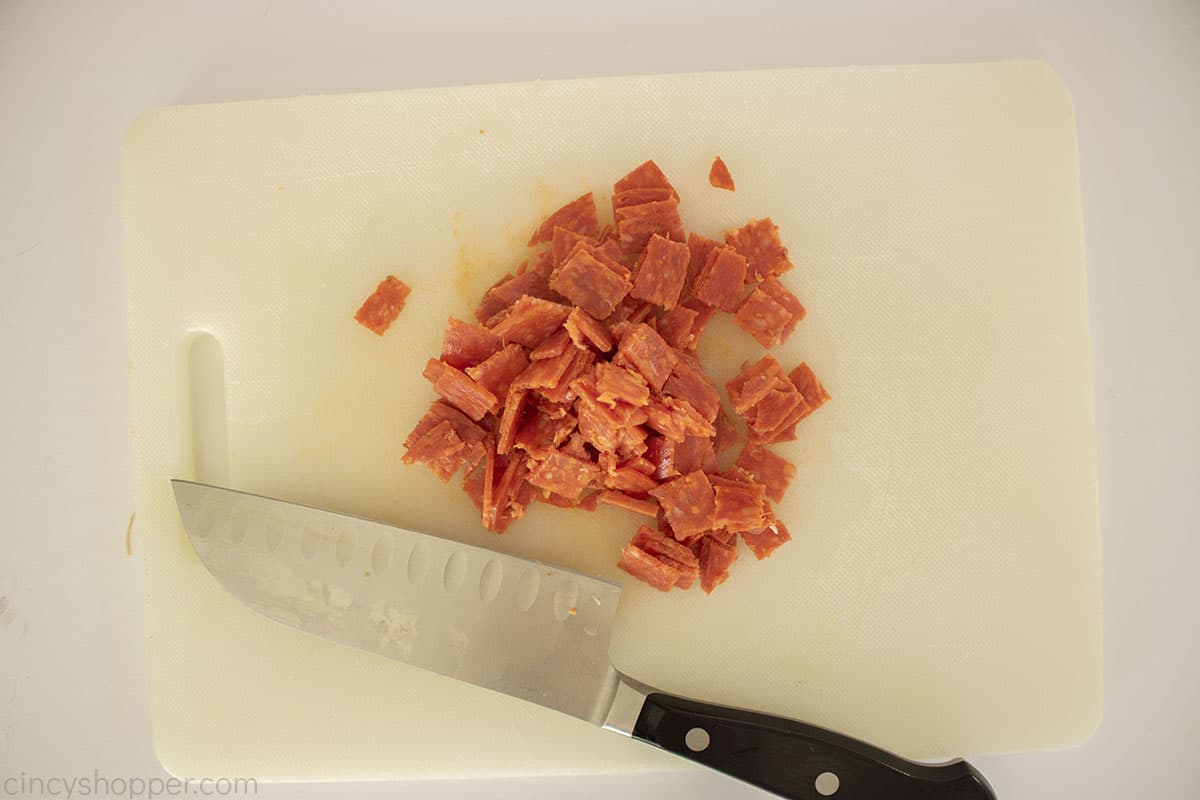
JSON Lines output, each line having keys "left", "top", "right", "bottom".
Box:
{"left": 187, "top": 332, "right": 230, "bottom": 486}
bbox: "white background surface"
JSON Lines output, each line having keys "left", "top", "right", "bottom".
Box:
{"left": 1, "top": 1, "right": 1196, "bottom": 799}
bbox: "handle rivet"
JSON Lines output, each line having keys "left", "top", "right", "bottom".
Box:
{"left": 684, "top": 727, "right": 710, "bottom": 752}
{"left": 815, "top": 771, "right": 840, "bottom": 796}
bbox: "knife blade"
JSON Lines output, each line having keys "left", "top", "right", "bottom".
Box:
{"left": 172, "top": 479, "right": 995, "bottom": 800}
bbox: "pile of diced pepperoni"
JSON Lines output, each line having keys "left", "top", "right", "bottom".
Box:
{"left": 402, "top": 160, "right": 829, "bottom": 594}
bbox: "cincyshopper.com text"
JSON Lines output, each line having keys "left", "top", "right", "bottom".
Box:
{"left": 2, "top": 771, "right": 257, "bottom": 799}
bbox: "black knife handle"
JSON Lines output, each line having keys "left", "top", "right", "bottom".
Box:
{"left": 631, "top": 692, "right": 996, "bottom": 800}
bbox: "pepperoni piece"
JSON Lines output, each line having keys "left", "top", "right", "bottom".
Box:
{"left": 404, "top": 401, "right": 490, "bottom": 476}
{"left": 564, "top": 307, "right": 615, "bottom": 353}
{"left": 644, "top": 396, "right": 716, "bottom": 442}
{"left": 440, "top": 317, "right": 503, "bottom": 369}
{"left": 649, "top": 470, "right": 716, "bottom": 539}
{"left": 662, "top": 350, "right": 721, "bottom": 422}
{"left": 631, "top": 525, "right": 700, "bottom": 589}
{"left": 526, "top": 448, "right": 601, "bottom": 500}
{"left": 595, "top": 362, "right": 650, "bottom": 408}
{"left": 510, "top": 344, "right": 576, "bottom": 392}
{"left": 354, "top": 275, "right": 411, "bottom": 335}
{"left": 759, "top": 278, "right": 807, "bottom": 335}
{"left": 710, "top": 474, "right": 766, "bottom": 532}
{"left": 549, "top": 245, "right": 633, "bottom": 319}
{"left": 734, "top": 443, "right": 795, "bottom": 503}
{"left": 740, "top": 505, "right": 792, "bottom": 559}
{"left": 488, "top": 295, "right": 572, "bottom": 347}
{"left": 708, "top": 157, "right": 735, "bottom": 191}
{"left": 787, "top": 362, "right": 832, "bottom": 411}
{"left": 692, "top": 245, "right": 748, "bottom": 311}
{"left": 644, "top": 436, "right": 679, "bottom": 482}
{"left": 612, "top": 188, "right": 676, "bottom": 217}
{"left": 726, "top": 355, "right": 790, "bottom": 412}
{"left": 550, "top": 227, "right": 592, "bottom": 269}
{"left": 698, "top": 534, "right": 738, "bottom": 594}
{"left": 656, "top": 305, "right": 698, "bottom": 350}
{"left": 733, "top": 286, "right": 792, "bottom": 348}
{"left": 512, "top": 405, "right": 577, "bottom": 460}
{"left": 572, "top": 373, "right": 645, "bottom": 453}
{"left": 615, "top": 199, "right": 686, "bottom": 254}
{"left": 529, "top": 329, "right": 573, "bottom": 360}
{"left": 401, "top": 420, "right": 467, "bottom": 482}
{"left": 683, "top": 234, "right": 719, "bottom": 298}
{"left": 725, "top": 217, "right": 794, "bottom": 282}
{"left": 474, "top": 271, "right": 555, "bottom": 323}
{"left": 615, "top": 323, "right": 677, "bottom": 392}
{"left": 614, "top": 160, "right": 676, "bottom": 195}
{"left": 423, "top": 359, "right": 499, "bottom": 421}
{"left": 598, "top": 490, "right": 659, "bottom": 518}
{"left": 465, "top": 343, "right": 530, "bottom": 400}
{"left": 630, "top": 234, "right": 690, "bottom": 310}
{"left": 713, "top": 407, "right": 740, "bottom": 455}
{"left": 527, "top": 192, "right": 599, "bottom": 246}
{"left": 496, "top": 390, "right": 530, "bottom": 456}
{"left": 537, "top": 347, "right": 594, "bottom": 403}
{"left": 531, "top": 249, "right": 555, "bottom": 280}
{"left": 674, "top": 435, "right": 718, "bottom": 475}
{"left": 618, "top": 543, "right": 683, "bottom": 591}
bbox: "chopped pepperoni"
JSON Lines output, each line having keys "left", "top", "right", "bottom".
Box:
{"left": 441, "top": 318, "right": 503, "bottom": 369}
{"left": 615, "top": 199, "right": 686, "bottom": 254}
{"left": 551, "top": 227, "right": 592, "bottom": 269}
{"left": 692, "top": 245, "right": 748, "bottom": 311}
{"left": 423, "top": 359, "right": 499, "bottom": 421}
{"left": 513, "top": 406, "right": 577, "bottom": 459}
{"left": 662, "top": 351, "right": 721, "bottom": 422}
{"left": 402, "top": 160, "right": 825, "bottom": 589}
{"left": 734, "top": 443, "right": 796, "bottom": 503}
{"left": 644, "top": 396, "right": 716, "bottom": 442}
{"left": 354, "top": 275, "right": 411, "bottom": 335}
{"left": 549, "top": 244, "right": 633, "bottom": 319}
{"left": 526, "top": 448, "right": 601, "bottom": 500}
{"left": 527, "top": 193, "right": 599, "bottom": 246}
{"left": 614, "top": 160, "right": 676, "bottom": 195}
{"left": 595, "top": 362, "right": 651, "bottom": 407}
{"left": 598, "top": 490, "right": 659, "bottom": 518}
{"left": 630, "top": 525, "right": 700, "bottom": 589}
{"left": 488, "top": 295, "right": 572, "bottom": 347}
{"left": 495, "top": 390, "right": 528, "bottom": 455}
{"left": 733, "top": 286, "right": 792, "bottom": 348}
{"left": 725, "top": 217, "right": 793, "bottom": 282}
{"left": 529, "top": 329, "right": 573, "bottom": 360}
{"left": 656, "top": 305, "right": 699, "bottom": 350}
{"left": 612, "top": 187, "right": 676, "bottom": 216}
{"left": 475, "top": 271, "right": 554, "bottom": 323}
{"left": 644, "top": 436, "right": 679, "bottom": 482}
{"left": 615, "top": 323, "right": 677, "bottom": 391}
{"left": 740, "top": 506, "right": 792, "bottom": 559}
{"left": 698, "top": 535, "right": 738, "bottom": 594}
{"left": 618, "top": 543, "right": 682, "bottom": 591}
{"left": 564, "top": 307, "right": 615, "bottom": 352}
{"left": 537, "top": 347, "right": 594, "bottom": 403}
{"left": 788, "top": 362, "right": 831, "bottom": 411}
{"left": 710, "top": 474, "right": 766, "bottom": 532}
{"left": 649, "top": 470, "right": 716, "bottom": 539}
{"left": 630, "top": 234, "right": 690, "bottom": 310}
{"left": 713, "top": 407, "right": 740, "bottom": 454}
{"left": 401, "top": 420, "right": 466, "bottom": 482}
{"left": 465, "top": 343, "right": 530, "bottom": 401}
{"left": 511, "top": 345, "right": 576, "bottom": 392}
{"left": 708, "top": 157, "right": 735, "bottom": 191}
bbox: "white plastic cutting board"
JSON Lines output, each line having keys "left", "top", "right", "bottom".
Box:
{"left": 124, "top": 61, "right": 1101, "bottom": 780}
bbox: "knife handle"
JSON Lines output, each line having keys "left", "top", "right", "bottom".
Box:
{"left": 631, "top": 692, "right": 996, "bottom": 800}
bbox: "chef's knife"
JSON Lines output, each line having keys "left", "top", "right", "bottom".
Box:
{"left": 172, "top": 479, "right": 995, "bottom": 800}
